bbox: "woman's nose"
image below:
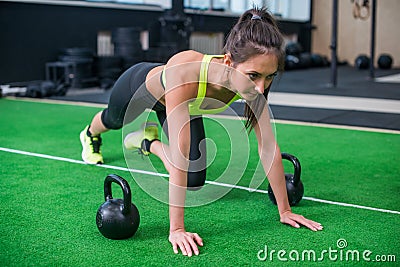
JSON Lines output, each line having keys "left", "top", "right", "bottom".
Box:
{"left": 255, "top": 81, "right": 265, "bottom": 94}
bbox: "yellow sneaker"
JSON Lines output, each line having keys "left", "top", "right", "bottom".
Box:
{"left": 80, "top": 125, "right": 104, "bottom": 164}
{"left": 124, "top": 122, "right": 159, "bottom": 156}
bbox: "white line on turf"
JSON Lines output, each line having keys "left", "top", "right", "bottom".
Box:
{"left": 1, "top": 146, "right": 399, "bottom": 215}
{"left": 4, "top": 96, "right": 108, "bottom": 108}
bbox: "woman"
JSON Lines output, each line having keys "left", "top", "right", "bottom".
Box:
{"left": 80, "top": 7, "right": 323, "bottom": 257}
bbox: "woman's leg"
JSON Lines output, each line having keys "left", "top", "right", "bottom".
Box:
{"left": 81, "top": 62, "right": 161, "bottom": 164}
{"left": 80, "top": 67, "right": 134, "bottom": 164}
{"left": 88, "top": 111, "right": 109, "bottom": 136}
{"left": 150, "top": 112, "right": 207, "bottom": 189}
{"left": 149, "top": 140, "right": 173, "bottom": 173}
{"left": 186, "top": 116, "right": 207, "bottom": 189}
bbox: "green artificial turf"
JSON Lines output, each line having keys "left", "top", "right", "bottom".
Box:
{"left": 0, "top": 98, "right": 399, "bottom": 266}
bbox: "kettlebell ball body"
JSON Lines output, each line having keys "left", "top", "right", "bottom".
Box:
{"left": 96, "top": 174, "right": 140, "bottom": 240}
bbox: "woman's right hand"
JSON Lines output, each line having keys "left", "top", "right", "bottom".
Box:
{"left": 169, "top": 229, "right": 203, "bottom": 257}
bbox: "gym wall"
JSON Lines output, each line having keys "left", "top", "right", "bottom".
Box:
{"left": 0, "top": 0, "right": 312, "bottom": 84}
{"left": 312, "top": 0, "right": 399, "bottom": 68}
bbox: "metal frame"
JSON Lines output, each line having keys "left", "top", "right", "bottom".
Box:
{"left": 369, "top": 0, "right": 376, "bottom": 79}
{"left": 330, "top": 0, "right": 338, "bottom": 87}
{"left": 330, "top": 0, "right": 377, "bottom": 87}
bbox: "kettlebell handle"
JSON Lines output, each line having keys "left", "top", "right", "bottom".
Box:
{"left": 281, "top": 153, "right": 301, "bottom": 186}
{"left": 104, "top": 174, "right": 132, "bottom": 215}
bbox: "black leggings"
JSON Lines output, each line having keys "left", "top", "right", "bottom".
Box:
{"left": 101, "top": 62, "right": 206, "bottom": 188}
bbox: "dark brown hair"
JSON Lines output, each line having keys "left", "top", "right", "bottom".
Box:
{"left": 223, "top": 7, "right": 285, "bottom": 131}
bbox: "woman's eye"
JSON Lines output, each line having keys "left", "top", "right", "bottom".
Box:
{"left": 249, "top": 73, "right": 258, "bottom": 80}
{"left": 266, "top": 72, "right": 278, "bottom": 80}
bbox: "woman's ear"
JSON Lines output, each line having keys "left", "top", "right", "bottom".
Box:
{"left": 224, "top": 53, "right": 233, "bottom": 66}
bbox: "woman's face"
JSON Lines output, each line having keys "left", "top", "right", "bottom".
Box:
{"left": 230, "top": 53, "right": 278, "bottom": 101}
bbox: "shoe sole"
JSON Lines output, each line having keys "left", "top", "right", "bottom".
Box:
{"left": 124, "top": 131, "right": 142, "bottom": 150}
{"left": 124, "top": 122, "right": 158, "bottom": 151}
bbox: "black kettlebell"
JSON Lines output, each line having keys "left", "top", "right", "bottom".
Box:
{"left": 96, "top": 174, "right": 140, "bottom": 240}
{"left": 268, "top": 153, "right": 304, "bottom": 206}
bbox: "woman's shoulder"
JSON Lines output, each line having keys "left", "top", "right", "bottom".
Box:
{"left": 161, "top": 51, "right": 205, "bottom": 100}
{"left": 164, "top": 50, "right": 205, "bottom": 83}
{"left": 167, "top": 50, "right": 204, "bottom": 65}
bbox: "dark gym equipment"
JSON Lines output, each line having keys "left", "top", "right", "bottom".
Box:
{"left": 112, "top": 27, "right": 141, "bottom": 44}
{"left": 310, "top": 53, "right": 329, "bottom": 67}
{"left": 25, "top": 80, "right": 56, "bottom": 98}
{"left": 112, "top": 27, "right": 144, "bottom": 70}
{"left": 93, "top": 56, "right": 123, "bottom": 89}
{"left": 377, "top": 54, "right": 393, "bottom": 69}
{"left": 146, "top": 0, "right": 192, "bottom": 62}
{"left": 0, "top": 80, "right": 59, "bottom": 98}
{"left": 284, "top": 42, "right": 323, "bottom": 70}
{"left": 285, "top": 52, "right": 329, "bottom": 70}
{"left": 96, "top": 174, "right": 140, "bottom": 240}
{"left": 355, "top": 54, "right": 370, "bottom": 69}
{"left": 45, "top": 61, "right": 75, "bottom": 95}
{"left": 268, "top": 153, "right": 304, "bottom": 206}
{"left": 284, "top": 55, "right": 300, "bottom": 70}
{"left": 58, "top": 47, "right": 97, "bottom": 88}
{"left": 285, "top": 41, "right": 303, "bottom": 56}
{"left": 330, "top": 0, "right": 377, "bottom": 80}
{"left": 298, "top": 52, "right": 313, "bottom": 68}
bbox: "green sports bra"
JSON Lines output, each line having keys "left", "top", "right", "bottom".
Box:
{"left": 161, "top": 54, "right": 242, "bottom": 115}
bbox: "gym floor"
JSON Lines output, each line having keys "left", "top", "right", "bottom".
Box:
{"left": 50, "top": 65, "right": 400, "bottom": 131}
{"left": 1, "top": 91, "right": 399, "bottom": 266}
{"left": 1, "top": 64, "right": 399, "bottom": 266}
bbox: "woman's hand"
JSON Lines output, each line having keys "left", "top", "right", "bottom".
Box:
{"left": 169, "top": 229, "right": 203, "bottom": 257}
{"left": 280, "top": 210, "right": 323, "bottom": 231}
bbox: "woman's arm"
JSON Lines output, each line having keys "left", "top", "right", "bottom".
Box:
{"left": 253, "top": 103, "right": 323, "bottom": 231}
{"left": 163, "top": 52, "right": 204, "bottom": 256}
{"left": 166, "top": 83, "right": 202, "bottom": 256}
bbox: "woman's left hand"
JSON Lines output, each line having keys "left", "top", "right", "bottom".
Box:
{"left": 280, "top": 211, "right": 323, "bottom": 231}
